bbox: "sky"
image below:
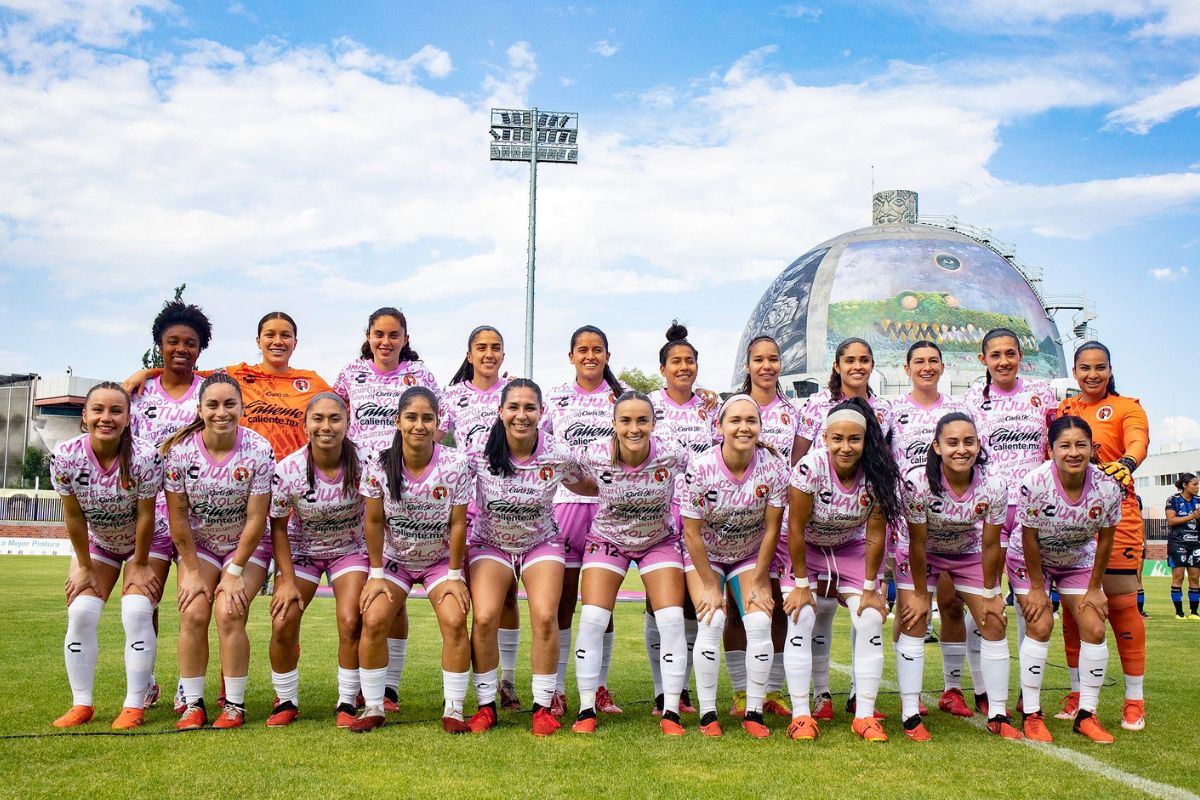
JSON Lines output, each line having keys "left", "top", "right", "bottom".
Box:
{"left": 1, "top": 0, "right": 1199, "bottom": 451}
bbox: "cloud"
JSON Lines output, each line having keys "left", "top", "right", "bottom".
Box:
{"left": 898, "top": 0, "right": 1200, "bottom": 38}
{"left": 227, "top": 2, "right": 256, "bottom": 22}
{"left": 1157, "top": 416, "right": 1200, "bottom": 451}
{"left": 1149, "top": 265, "right": 1189, "bottom": 281}
{"left": 589, "top": 39, "right": 619, "bottom": 57}
{"left": 482, "top": 41, "right": 537, "bottom": 107}
{"left": 0, "top": 0, "right": 177, "bottom": 47}
{"left": 778, "top": 4, "right": 823, "bottom": 20}
{"left": 1107, "top": 72, "right": 1200, "bottom": 132}
{"left": 333, "top": 38, "right": 452, "bottom": 81}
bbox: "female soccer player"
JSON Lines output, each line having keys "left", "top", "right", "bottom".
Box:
{"left": 163, "top": 373, "right": 276, "bottom": 729}
{"left": 795, "top": 337, "right": 895, "bottom": 722}
{"left": 465, "top": 379, "right": 595, "bottom": 736}
{"left": 350, "top": 387, "right": 473, "bottom": 734}
{"left": 1010, "top": 415, "right": 1120, "bottom": 744}
{"left": 891, "top": 341, "right": 975, "bottom": 718}
{"left": 265, "top": 393, "right": 368, "bottom": 728}
{"left": 571, "top": 391, "right": 691, "bottom": 736}
{"left": 784, "top": 398, "right": 902, "bottom": 742}
{"left": 541, "top": 325, "right": 626, "bottom": 716}
{"left": 1165, "top": 473, "right": 1200, "bottom": 619}
{"left": 128, "top": 299, "right": 213, "bottom": 710}
{"left": 50, "top": 383, "right": 165, "bottom": 729}
{"left": 681, "top": 394, "right": 788, "bottom": 739}
{"left": 1057, "top": 341, "right": 1150, "bottom": 731}
{"left": 442, "top": 325, "right": 524, "bottom": 711}
{"left": 895, "top": 412, "right": 1021, "bottom": 741}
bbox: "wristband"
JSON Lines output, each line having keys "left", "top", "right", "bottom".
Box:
{"left": 794, "top": 577, "right": 810, "bottom": 589}
{"left": 225, "top": 562, "right": 243, "bottom": 577}
{"left": 447, "top": 568, "right": 464, "bottom": 582}
{"left": 863, "top": 579, "right": 876, "bottom": 591}
{"left": 982, "top": 586, "right": 998, "bottom": 599}
{"left": 369, "top": 567, "right": 384, "bottom": 580}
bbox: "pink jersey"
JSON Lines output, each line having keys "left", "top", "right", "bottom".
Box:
{"left": 541, "top": 381, "right": 624, "bottom": 504}
{"left": 797, "top": 389, "right": 894, "bottom": 444}
{"left": 441, "top": 378, "right": 508, "bottom": 453}
{"left": 468, "top": 433, "right": 583, "bottom": 553}
{"left": 333, "top": 358, "right": 441, "bottom": 452}
{"left": 758, "top": 395, "right": 803, "bottom": 462}
{"left": 130, "top": 375, "right": 203, "bottom": 446}
{"left": 50, "top": 434, "right": 163, "bottom": 553}
{"left": 903, "top": 467, "right": 1008, "bottom": 555}
{"left": 576, "top": 437, "right": 688, "bottom": 550}
{"left": 889, "top": 393, "right": 967, "bottom": 479}
{"left": 650, "top": 389, "right": 717, "bottom": 455}
{"left": 360, "top": 444, "right": 471, "bottom": 569}
{"left": 163, "top": 428, "right": 275, "bottom": 557}
{"left": 789, "top": 449, "right": 874, "bottom": 548}
{"left": 963, "top": 378, "right": 1055, "bottom": 502}
{"left": 1014, "top": 462, "right": 1122, "bottom": 569}
{"left": 680, "top": 446, "right": 788, "bottom": 563}
{"left": 270, "top": 447, "right": 366, "bottom": 559}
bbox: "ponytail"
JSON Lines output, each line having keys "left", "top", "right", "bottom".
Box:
{"left": 485, "top": 379, "right": 542, "bottom": 478}
{"left": 1176, "top": 473, "right": 1196, "bottom": 492}
{"left": 83, "top": 382, "right": 136, "bottom": 490}
{"left": 570, "top": 325, "right": 622, "bottom": 396}
{"left": 160, "top": 372, "right": 242, "bottom": 455}
{"left": 923, "top": 411, "right": 986, "bottom": 497}
{"left": 360, "top": 307, "right": 421, "bottom": 362}
{"left": 980, "top": 328, "right": 1021, "bottom": 401}
{"left": 833, "top": 398, "right": 901, "bottom": 521}
{"left": 449, "top": 325, "right": 503, "bottom": 386}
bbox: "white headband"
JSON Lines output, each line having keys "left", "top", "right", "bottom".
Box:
{"left": 826, "top": 408, "right": 867, "bottom": 429}
{"left": 718, "top": 393, "right": 760, "bottom": 421}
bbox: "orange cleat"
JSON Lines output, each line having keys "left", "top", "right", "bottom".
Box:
{"left": 52, "top": 705, "right": 94, "bottom": 728}
{"left": 595, "top": 686, "right": 622, "bottom": 715}
{"left": 763, "top": 692, "right": 791, "bottom": 718}
{"left": 571, "top": 714, "right": 597, "bottom": 734}
{"left": 1121, "top": 699, "right": 1145, "bottom": 731}
{"left": 532, "top": 707, "right": 561, "bottom": 737}
{"left": 902, "top": 717, "right": 932, "bottom": 742}
{"left": 265, "top": 701, "right": 299, "bottom": 727}
{"left": 176, "top": 700, "right": 207, "bottom": 731}
{"left": 986, "top": 716, "right": 1024, "bottom": 740}
{"left": 699, "top": 716, "right": 724, "bottom": 737}
{"left": 349, "top": 709, "right": 386, "bottom": 733}
{"left": 938, "top": 688, "right": 974, "bottom": 718}
{"left": 1054, "top": 691, "right": 1079, "bottom": 720}
{"left": 1022, "top": 711, "right": 1053, "bottom": 743}
{"left": 1074, "top": 711, "right": 1114, "bottom": 744}
{"left": 660, "top": 715, "right": 685, "bottom": 736}
{"left": 918, "top": 700, "right": 929, "bottom": 716}
{"left": 852, "top": 716, "right": 888, "bottom": 742}
{"left": 812, "top": 692, "right": 834, "bottom": 721}
{"left": 742, "top": 717, "right": 770, "bottom": 739}
{"left": 442, "top": 716, "right": 470, "bottom": 734}
{"left": 111, "top": 707, "right": 145, "bottom": 730}
{"left": 468, "top": 705, "right": 497, "bottom": 734}
{"left": 212, "top": 704, "right": 245, "bottom": 729}
{"left": 787, "top": 715, "right": 819, "bottom": 741}
{"left": 334, "top": 703, "right": 356, "bottom": 729}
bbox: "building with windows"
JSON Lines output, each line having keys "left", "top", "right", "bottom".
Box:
{"left": 0, "top": 372, "right": 103, "bottom": 489}
{"left": 1135, "top": 448, "right": 1200, "bottom": 520}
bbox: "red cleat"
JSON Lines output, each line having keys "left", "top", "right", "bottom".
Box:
{"left": 499, "top": 680, "right": 522, "bottom": 712}
{"left": 383, "top": 688, "right": 400, "bottom": 714}
{"left": 349, "top": 709, "right": 386, "bottom": 733}
{"left": 938, "top": 688, "right": 974, "bottom": 718}
{"left": 142, "top": 681, "right": 160, "bottom": 711}
{"left": 442, "top": 716, "right": 470, "bottom": 734}
{"left": 571, "top": 714, "right": 597, "bottom": 734}
{"left": 265, "top": 701, "right": 299, "bottom": 727}
{"left": 335, "top": 703, "right": 356, "bottom": 729}
{"left": 699, "top": 717, "right": 724, "bottom": 737}
{"left": 52, "top": 705, "right": 94, "bottom": 728}
{"left": 595, "top": 686, "right": 622, "bottom": 714}
{"left": 660, "top": 715, "right": 685, "bottom": 736}
{"left": 1054, "top": 691, "right": 1079, "bottom": 720}
{"left": 212, "top": 704, "right": 245, "bottom": 729}
{"left": 812, "top": 693, "right": 834, "bottom": 721}
{"left": 1022, "top": 711, "right": 1053, "bottom": 743}
{"left": 742, "top": 718, "right": 770, "bottom": 739}
{"left": 903, "top": 718, "right": 932, "bottom": 742}
{"left": 549, "top": 690, "right": 567, "bottom": 719}
{"left": 1121, "top": 699, "right": 1145, "bottom": 731}
{"left": 678, "top": 690, "right": 697, "bottom": 714}
{"left": 532, "top": 707, "right": 561, "bottom": 737}
{"left": 763, "top": 692, "right": 791, "bottom": 718}
{"left": 176, "top": 700, "right": 207, "bottom": 730}
{"left": 974, "top": 692, "right": 990, "bottom": 718}
{"left": 986, "top": 716, "right": 1024, "bottom": 740}
{"left": 468, "top": 705, "right": 497, "bottom": 734}
{"left": 1074, "top": 711, "right": 1114, "bottom": 744}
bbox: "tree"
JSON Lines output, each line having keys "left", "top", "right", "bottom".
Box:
{"left": 142, "top": 283, "right": 188, "bottom": 368}
{"left": 618, "top": 367, "right": 663, "bottom": 394}
{"left": 22, "top": 446, "right": 51, "bottom": 489}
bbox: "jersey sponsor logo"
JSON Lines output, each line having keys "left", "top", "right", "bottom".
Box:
{"left": 897, "top": 412, "right": 911, "bottom": 424}
{"left": 144, "top": 405, "right": 159, "bottom": 419}
{"left": 598, "top": 470, "right": 614, "bottom": 485}
{"left": 354, "top": 372, "right": 369, "bottom": 384}
{"left": 456, "top": 396, "right": 470, "bottom": 408}
{"left": 928, "top": 498, "right": 944, "bottom": 514}
{"left": 564, "top": 422, "right": 613, "bottom": 443}
{"left": 1097, "top": 405, "right": 1113, "bottom": 421}
{"left": 244, "top": 399, "right": 303, "bottom": 421}
{"left": 1041, "top": 504, "right": 1057, "bottom": 519}
{"left": 293, "top": 378, "right": 311, "bottom": 393}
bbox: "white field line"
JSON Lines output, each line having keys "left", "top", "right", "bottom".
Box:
{"left": 829, "top": 661, "right": 1199, "bottom": 800}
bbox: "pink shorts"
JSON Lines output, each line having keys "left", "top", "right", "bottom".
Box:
{"left": 894, "top": 547, "right": 987, "bottom": 595}
{"left": 382, "top": 556, "right": 450, "bottom": 594}
{"left": 804, "top": 539, "right": 868, "bottom": 597}
{"left": 1000, "top": 504, "right": 1017, "bottom": 549}
{"left": 468, "top": 536, "right": 566, "bottom": 576}
{"left": 773, "top": 532, "right": 794, "bottom": 590}
{"left": 581, "top": 535, "right": 684, "bottom": 577}
{"left": 554, "top": 502, "right": 597, "bottom": 568}
{"left": 686, "top": 553, "right": 759, "bottom": 580}
{"left": 1006, "top": 550, "right": 1093, "bottom": 596}
{"left": 291, "top": 552, "right": 369, "bottom": 585}
{"left": 88, "top": 535, "right": 174, "bottom": 569}
{"left": 191, "top": 538, "right": 272, "bottom": 572}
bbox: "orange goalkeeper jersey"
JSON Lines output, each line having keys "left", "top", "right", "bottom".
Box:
{"left": 221, "top": 363, "right": 331, "bottom": 461}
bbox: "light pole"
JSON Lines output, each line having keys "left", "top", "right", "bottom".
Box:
{"left": 490, "top": 108, "right": 578, "bottom": 378}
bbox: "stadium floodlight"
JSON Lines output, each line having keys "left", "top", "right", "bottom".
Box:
{"left": 490, "top": 107, "right": 579, "bottom": 378}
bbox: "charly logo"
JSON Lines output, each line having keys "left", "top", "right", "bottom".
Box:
{"left": 432, "top": 486, "right": 448, "bottom": 500}
{"left": 456, "top": 396, "right": 469, "bottom": 408}
{"left": 233, "top": 465, "right": 250, "bottom": 482}
{"left": 355, "top": 373, "right": 368, "bottom": 384}
{"left": 1097, "top": 405, "right": 1113, "bottom": 421}
{"left": 293, "top": 378, "right": 310, "bottom": 393}
{"left": 599, "top": 471, "right": 614, "bottom": 485}
{"left": 754, "top": 484, "right": 769, "bottom": 498}
{"left": 1042, "top": 504, "right": 1057, "bottom": 519}
{"left": 653, "top": 467, "right": 670, "bottom": 483}
{"left": 539, "top": 466, "right": 555, "bottom": 481}
{"left": 898, "top": 412, "right": 911, "bottom": 425}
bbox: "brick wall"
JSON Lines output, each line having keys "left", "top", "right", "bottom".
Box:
{"left": 0, "top": 522, "right": 67, "bottom": 539}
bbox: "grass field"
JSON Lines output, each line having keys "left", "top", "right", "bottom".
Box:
{"left": 0, "top": 556, "right": 1197, "bottom": 800}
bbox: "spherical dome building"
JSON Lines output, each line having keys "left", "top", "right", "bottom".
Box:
{"left": 732, "top": 190, "right": 1071, "bottom": 397}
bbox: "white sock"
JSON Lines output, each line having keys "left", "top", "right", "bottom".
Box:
{"left": 895, "top": 633, "right": 926, "bottom": 720}
{"left": 784, "top": 605, "right": 815, "bottom": 716}
{"left": 224, "top": 675, "right": 248, "bottom": 706}
{"left": 1078, "top": 641, "right": 1108, "bottom": 713}
{"left": 684, "top": 617, "right": 698, "bottom": 693}
{"left": 271, "top": 669, "right": 299, "bottom": 705}
{"left": 1019, "top": 637, "right": 1049, "bottom": 714}
{"left": 1068, "top": 666, "right": 1080, "bottom": 693}
{"left": 849, "top": 623, "right": 858, "bottom": 697}
{"left": 725, "top": 650, "right": 747, "bottom": 692}
{"left": 64, "top": 595, "right": 104, "bottom": 706}
{"left": 694, "top": 610, "right": 726, "bottom": 715}
{"left": 965, "top": 609, "right": 984, "bottom": 692}
{"left": 360, "top": 666, "right": 388, "bottom": 709}
{"left": 1016, "top": 608, "right": 1027, "bottom": 648}
{"left": 743, "top": 611, "right": 773, "bottom": 714}
{"left": 498, "top": 628, "right": 520, "bottom": 685}
{"left": 599, "top": 629, "right": 615, "bottom": 686}
{"left": 1124, "top": 673, "right": 1144, "bottom": 701}
{"left": 644, "top": 611, "right": 663, "bottom": 697}
{"left": 180, "top": 675, "right": 205, "bottom": 705}
{"left": 655, "top": 606, "right": 687, "bottom": 712}
{"left": 811, "top": 596, "right": 836, "bottom": 697}
{"left": 386, "top": 638, "right": 407, "bottom": 693}
{"left": 473, "top": 668, "right": 497, "bottom": 707}
{"left": 532, "top": 672, "right": 556, "bottom": 708}
{"left": 980, "top": 637, "right": 1010, "bottom": 717}
{"left": 556, "top": 628, "right": 571, "bottom": 693}
{"left": 337, "top": 666, "right": 359, "bottom": 707}
{"left": 768, "top": 652, "right": 785, "bottom": 694}
{"left": 574, "top": 605, "right": 611, "bottom": 712}
{"left": 940, "top": 641, "right": 966, "bottom": 692}
{"left": 120, "top": 594, "right": 156, "bottom": 709}
{"left": 847, "top": 595, "right": 883, "bottom": 718}
{"left": 443, "top": 670, "right": 469, "bottom": 719}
